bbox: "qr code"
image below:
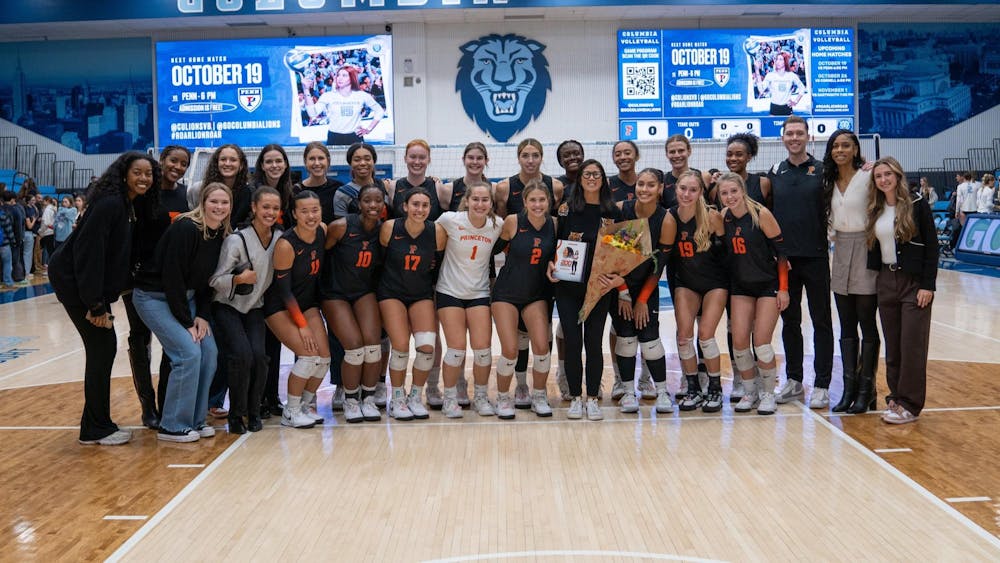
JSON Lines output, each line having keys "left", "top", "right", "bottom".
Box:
{"left": 623, "top": 63, "right": 659, "bottom": 100}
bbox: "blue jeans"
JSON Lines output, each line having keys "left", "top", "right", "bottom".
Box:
{"left": 0, "top": 245, "right": 12, "bottom": 285}
{"left": 133, "top": 289, "right": 217, "bottom": 433}
{"left": 22, "top": 232, "right": 34, "bottom": 276}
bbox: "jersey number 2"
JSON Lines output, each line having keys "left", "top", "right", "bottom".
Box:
{"left": 529, "top": 247, "right": 542, "bottom": 265}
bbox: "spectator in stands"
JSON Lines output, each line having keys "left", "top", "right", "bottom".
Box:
{"left": 978, "top": 174, "right": 996, "bottom": 214}
{"left": 38, "top": 196, "right": 56, "bottom": 268}
{"left": 18, "top": 178, "right": 38, "bottom": 198}
{"left": 54, "top": 195, "right": 77, "bottom": 249}
{"left": 918, "top": 177, "right": 938, "bottom": 205}
{"left": 74, "top": 194, "right": 87, "bottom": 223}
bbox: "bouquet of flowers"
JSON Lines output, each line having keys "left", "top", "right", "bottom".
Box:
{"left": 579, "top": 218, "right": 654, "bottom": 322}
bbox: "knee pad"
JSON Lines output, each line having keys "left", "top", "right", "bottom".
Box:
{"left": 344, "top": 347, "right": 365, "bottom": 366}
{"left": 517, "top": 331, "right": 530, "bottom": 351}
{"left": 639, "top": 339, "right": 665, "bottom": 361}
{"left": 413, "top": 350, "right": 435, "bottom": 371}
{"left": 676, "top": 337, "right": 696, "bottom": 361}
{"left": 311, "top": 356, "right": 331, "bottom": 380}
{"left": 555, "top": 322, "right": 564, "bottom": 339}
{"left": 413, "top": 331, "right": 436, "bottom": 350}
{"left": 532, "top": 353, "right": 551, "bottom": 374}
{"left": 292, "top": 356, "right": 316, "bottom": 378}
{"left": 497, "top": 355, "right": 517, "bottom": 376}
{"left": 614, "top": 335, "right": 639, "bottom": 357}
{"left": 754, "top": 344, "right": 775, "bottom": 364}
{"left": 364, "top": 344, "right": 381, "bottom": 363}
{"left": 443, "top": 347, "right": 465, "bottom": 367}
{"left": 388, "top": 348, "right": 410, "bottom": 371}
{"left": 733, "top": 348, "right": 755, "bottom": 372}
{"left": 472, "top": 348, "right": 492, "bottom": 367}
{"left": 698, "top": 338, "right": 721, "bottom": 360}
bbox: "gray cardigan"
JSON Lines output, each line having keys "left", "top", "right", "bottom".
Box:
{"left": 210, "top": 225, "right": 280, "bottom": 313}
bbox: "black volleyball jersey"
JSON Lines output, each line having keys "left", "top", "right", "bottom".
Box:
{"left": 378, "top": 219, "right": 437, "bottom": 301}
{"left": 448, "top": 177, "right": 468, "bottom": 212}
{"left": 669, "top": 207, "right": 729, "bottom": 289}
{"left": 391, "top": 177, "right": 441, "bottom": 220}
{"left": 723, "top": 209, "right": 777, "bottom": 285}
{"left": 661, "top": 168, "right": 703, "bottom": 209}
{"left": 609, "top": 175, "right": 637, "bottom": 203}
{"left": 263, "top": 226, "right": 324, "bottom": 316}
{"left": 620, "top": 200, "right": 665, "bottom": 288}
{"left": 493, "top": 213, "right": 556, "bottom": 304}
{"left": 505, "top": 174, "right": 554, "bottom": 216}
{"left": 323, "top": 214, "right": 382, "bottom": 300}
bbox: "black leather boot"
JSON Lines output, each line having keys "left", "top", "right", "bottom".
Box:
{"left": 128, "top": 346, "right": 160, "bottom": 429}
{"left": 832, "top": 338, "right": 859, "bottom": 413}
{"left": 847, "top": 339, "right": 879, "bottom": 414}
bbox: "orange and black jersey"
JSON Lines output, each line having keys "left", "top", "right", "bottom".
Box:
{"left": 448, "top": 177, "right": 468, "bottom": 212}
{"left": 661, "top": 168, "right": 703, "bottom": 210}
{"left": 263, "top": 226, "right": 324, "bottom": 317}
{"left": 378, "top": 219, "right": 437, "bottom": 302}
{"left": 609, "top": 175, "right": 637, "bottom": 204}
{"left": 723, "top": 209, "right": 778, "bottom": 285}
{"left": 391, "top": 177, "right": 442, "bottom": 220}
{"left": 505, "top": 174, "right": 554, "bottom": 216}
{"left": 493, "top": 213, "right": 556, "bottom": 305}
{"left": 620, "top": 200, "right": 665, "bottom": 289}
{"left": 322, "top": 214, "right": 382, "bottom": 301}
{"left": 669, "top": 207, "right": 729, "bottom": 293}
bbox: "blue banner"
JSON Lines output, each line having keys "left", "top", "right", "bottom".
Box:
{"left": 156, "top": 34, "right": 393, "bottom": 148}
{"left": 617, "top": 28, "right": 856, "bottom": 141}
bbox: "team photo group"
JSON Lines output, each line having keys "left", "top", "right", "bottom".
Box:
{"left": 49, "top": 114, "right": 938, "bottom": 447}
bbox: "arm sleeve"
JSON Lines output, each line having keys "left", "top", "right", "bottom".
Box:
{"left": 160, "top": 221, "right": 198, "bottom": 328}
{"left": 209, "top": 234, "right": 242, "bottom": 301}
{"left": 491, "top": 236, "right": 510, "bottom": 256}
{"left": 72, "top": 198, "right": 117, "bottom": 316}
{"left": 272, "top": 267, "right": 307, "bottom": 328}
{"left": 637, "top": 242, "right": 672, "bottom": 304}
{"left": 766, "top": 232, "right": 787, "bottom": 260}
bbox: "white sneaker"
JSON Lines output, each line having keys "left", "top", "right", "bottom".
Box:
{"left": 611, "top": 375, "right": 627, "bottom": 400}
{"left": 729, "top": 376, "right": 745, "bottom": 402}
{"left": 79, "top": 429, "right": 132, "bottom": 446}
{"left": 809, "top": 388, "right": 830, "bottom": 409}
{"left": 389, "top": 396, "right": 414, "bottom": 421}
{"left": 196, "top": 424, "right": 216, "bottom": 438}
{"left": 882, "top": 404, "right": 918, "bottom": 424}
{"left": 407, "top": 393, "right": 430, "bottom": 419}
{"left": 156, "top": 429, "right": 200, "bottom": 443}
{"left": 757, "top": 391, "right": 777, "bottom": 415}
{"left": 360, "top": 396, "right": 381, "bottom": 422}
{"left": 331, "top": 386, "right": 345, "bottom": 412}
{"left": 619, "top": 392, "right": 639, "bottom": 413}
{"left": 343, "top": 398, "right": 363, "bottom": 423}
{"left": 442, "top": 397, "right": 463, "bottom": 418}
{"left": 530, "top": 391, "right": 553, "bottom": 417}
{"left": 775, "top": 379, "right": 804, "bottom": 404}
{"left": 734, "top": 381, "right": 759, "bottom": 413}
{"left": 474, "top": 394, "right": 496, "bottom": 417}
{"left": 557, "top": 371, "right": 571, "bottom": 401}
{"left": 514, "top": 383, "right": 531, "bottom": 409}
{"left": 282, "top": 408, "right": 317, "bottom": 428}
{"left": 302, "top": 402, "right": 324, "bottom": 424}
{"left": 373, "top": 381, "right": 388, "bottom": 408}
{"left": 496, "top": 394, "right": 516, "bottom": 420}
{"left": 655, "top": 390, "right": 674, "bottom": 414}
{"left": 425, "top": 385, "right": 444, "bottom": 410}
{"left": 455, "top": 377, "right": 471, "bottom": 407}
{"left": 567, "top": 397, "right": 584, "bottom": 419}
{"left": 586, "top": 398, "right": 604, "bottom": 421}
{"left": 637, "top": 375, "right": 656, "bottom": 400}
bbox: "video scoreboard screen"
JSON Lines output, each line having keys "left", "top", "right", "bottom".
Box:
{"left": 618, "top": 28, "right": 855, "bottom": 141}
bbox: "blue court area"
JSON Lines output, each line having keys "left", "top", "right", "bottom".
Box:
{"left": 0, "top": 283, "right": 55, "bottom": 305}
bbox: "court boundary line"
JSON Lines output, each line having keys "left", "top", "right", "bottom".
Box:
{"left": 0, "top": 347, "right": 82, "bottom": 383}
{"left": 931, "top": 319, "right": 1000, "bottom": 345}
{"left": 801, "top": 403, "right": 1000, "bottom": 551}
{"left": 104, "top": 432, "right": 251, "bottom": 563}
{"left": 423, "top": 549, "right": 727, "bottom": 562}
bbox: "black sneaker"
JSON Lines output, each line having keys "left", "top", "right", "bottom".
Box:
{"left": 679, "top": 391, "right": 706, "bottom": 411}
{"left": 157, "top": 428, "right": 199, "bottom": 443}
{"left": 702, "top": 389, "right": 724, "bottom": 413}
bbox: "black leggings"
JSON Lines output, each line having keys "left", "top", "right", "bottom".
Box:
{"left": 555, "top": 289, "right": 612, "bottom": 397}
{"left": 834, "top": 293, "right": 879, "bottom": 342}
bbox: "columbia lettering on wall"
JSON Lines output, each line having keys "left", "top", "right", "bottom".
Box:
{"left": 455, "top": 33, "right": 551, "bottom": 142}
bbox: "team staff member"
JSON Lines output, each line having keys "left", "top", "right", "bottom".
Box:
{"left": 50, "top": 152, "right": 160, "bottom": 446}
{"left": 822, "top": 130, "right": 879, "bottom": 414}
{"left": 718, "top": 173, "right": 789, "bottom": 416}
{"left": 865, "top": 157, "right": 938, "bottom": 424}
{"left": 263, "top": 191, "right": 331, "bottom": 429}
{"left": 321, "top": 185, "right": 385, "bottom": 423}
{"left": 378, "top": 189, "right": 447, "bottom": 421}
{"left": 439, "top": 142, "right": 490, "bottom": 213}
{"left": 492, "top": 179, "right": 556, "bottom": 418}
{"left": 133, "top": 182, "right": 230, "bottom": 443}
{"left": 125, "top": 145, "right": 190, "bottom": 429}
{"left": 669, "top": 171, "right": 729, "bottom": 413}
{"left": 611, "top": 168, "right": 673, "bottom": 414}
{"left": 767, "top": 116, "right": 834, "bottom": 407}
{"left": 436, "top": 181, "right": 502, "bottom": 418}
{"left": 388, "top": 139, "right": 443, "bottom": 220}
{"left": 548, "top": 159, "right": 622, "bottom": 421}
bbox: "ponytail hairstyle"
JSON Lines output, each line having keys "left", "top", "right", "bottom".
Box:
{"left": 676, "top": 170, "right": 714, "bottom": 252}
{"left": 717, "top": 172, "right": 763, "bottom": 229}
{"left": 866, "top": 156, "right": 916, "bottom": 248}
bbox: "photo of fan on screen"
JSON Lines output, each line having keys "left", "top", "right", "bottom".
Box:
{"left": 288, "top": 46, "right": 388, "bottom": 145}
{"left": 746, "top": 36, "right": 810, "bottom": 116}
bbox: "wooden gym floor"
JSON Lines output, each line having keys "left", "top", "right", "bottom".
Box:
{"left": 1, "top": 265, "right": 999, "bottom": 561}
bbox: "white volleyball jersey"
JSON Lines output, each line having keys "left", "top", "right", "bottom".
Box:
{"left": 435, "top": 211, "right": 502, "bottom": 300}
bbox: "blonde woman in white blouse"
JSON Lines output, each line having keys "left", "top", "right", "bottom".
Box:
{"left": 976, "top": 174, "right": 995, "bottom": 214}
{"left": 822, "top": 130, "right": 879, "bottom": 414}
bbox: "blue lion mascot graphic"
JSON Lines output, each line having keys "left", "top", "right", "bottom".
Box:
{"left": 456, "top": 34, "right": 551, "bottom": 143}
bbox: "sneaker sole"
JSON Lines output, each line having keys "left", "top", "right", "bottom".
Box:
{"left": 734, "top": 403, "right": 760, "bottom": 413}
{"left": 157, "top": 434, "right": 200, "bottom": 443}
{"left": 729, "top": 394, "right": 744, "bottom": 403}
{"left": 775, "top": 394, "right": 803, "bottom": 404}
{"left": 428, "top": 402, "right": 444, "bottom": 410}
{"left": 678, "top": 401, "right": 705, "bottom": 411}
{"left": 655, "top": 406, "right": 674, "bottom": 414}
{"left": 620, "top": 406, "right": 639, "bottom": 414}
{"left": 702, "top": 403, "right": 723, "bottom": 413}
{"left": 345, "top": 415, "right": 364, "bottom": 424}
{"left": 757, "top": 407, "right": 776, "bottom": 415}
{"left": 514, "top": 402, "right": 531, "bottom": 410}
{"left": 444, "top": 412, "right": 464, "bottom": 419}
{"left": 587, "top": 416, "right": 604, "bottom": 421}
{"left": 567, "top": 413, "right": 583, "bottom": 420}
{"left": 531, "top": 409, "right": 553, "bottom": 418}
{"left": 497, "top": 412, "right": 515, "bottom": 420}
{"left": 280, "top": 420, "right": 316, "bottom": 428}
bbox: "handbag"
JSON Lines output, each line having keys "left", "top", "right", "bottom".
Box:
{"left": 232, "top": 232, "right": 255, "bottom": 296}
